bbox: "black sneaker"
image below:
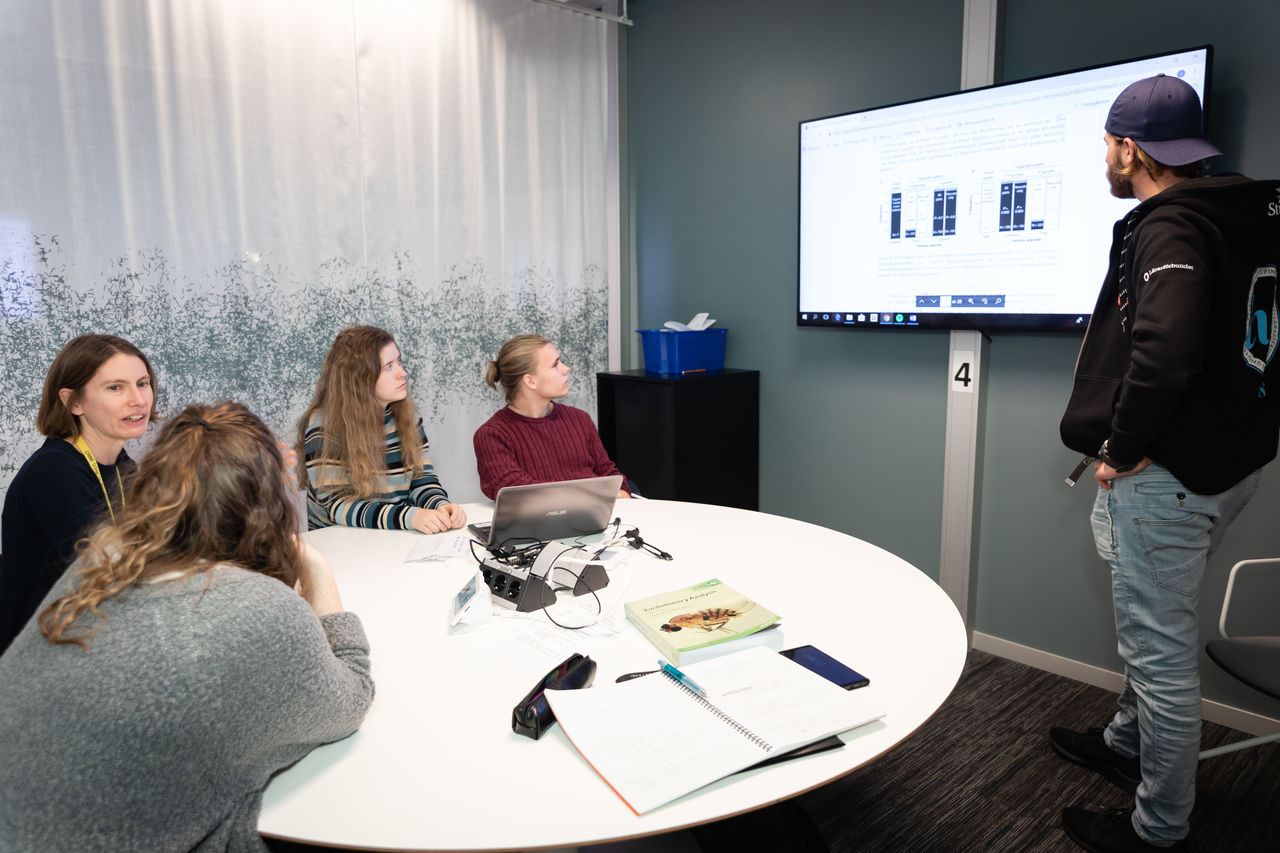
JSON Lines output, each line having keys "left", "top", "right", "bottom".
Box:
{"left": 1050, "top": 726, "right": 1141, "bottom": 794}
{"left": 1062, "top": 807, "right": 1187, "bottom": 852}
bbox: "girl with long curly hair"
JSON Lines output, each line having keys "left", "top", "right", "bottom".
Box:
{"left": 0, "top": 402, "right": 374, "bottom": 850}
{"left": 296, "top": 325, "right": 466, "bottom": 533}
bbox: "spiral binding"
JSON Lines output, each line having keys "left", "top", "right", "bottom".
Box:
{"left": 660, "top": 669, "right": 773, "bottom": 752}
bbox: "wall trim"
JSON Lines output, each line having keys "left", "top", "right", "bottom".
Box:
{"left": 972, "top": 632, "right": 1280, "bottom": 738}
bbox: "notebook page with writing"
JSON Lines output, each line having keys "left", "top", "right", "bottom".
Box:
{"left": 545, "top": 647, "right": 883, "bottom": 815}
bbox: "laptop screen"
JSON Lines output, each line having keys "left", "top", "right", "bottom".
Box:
{"left": 477, "top": 476, "right": 622, "bottom": 550}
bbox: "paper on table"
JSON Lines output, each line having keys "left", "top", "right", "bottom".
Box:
{"left": 545, "top": 646, "right": 883, "bottom": 815}
{"left": 403, "top": 532, "right": 470, "bottom": 562}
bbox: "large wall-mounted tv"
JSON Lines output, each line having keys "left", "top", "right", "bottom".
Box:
{"left": 797, "top": 46, "right": 1212, "bottom": 332}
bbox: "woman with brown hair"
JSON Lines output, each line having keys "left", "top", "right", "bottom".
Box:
{"left": 297, "top": 325, "right": 466, "bottom": 533}
{"left": 1, "top": 333, "right": 159, "bottom": 654}
{"left": 0, "top": 402, "right": 374, "bottom": 850}
{"left": 473, "top": 334, "right": 630, "bottom": 500}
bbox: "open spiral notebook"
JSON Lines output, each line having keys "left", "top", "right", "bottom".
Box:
{"left": 544, "top": 646, "right": 884, "bottom": 815}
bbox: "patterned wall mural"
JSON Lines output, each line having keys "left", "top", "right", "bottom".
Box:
{"left": 0, "top": 237, "right": 608, "bottom": 503}
{"left": 0, "top": 0, "right": 611, "bottom": 504}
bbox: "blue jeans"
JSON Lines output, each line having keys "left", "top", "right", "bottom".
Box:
{"left": 1091, "top": 463, "right": 1260, "bottom": 845}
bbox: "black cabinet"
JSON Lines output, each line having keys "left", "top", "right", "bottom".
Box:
{"left": 596, "top": 369, "right": 759, "bottom": 510}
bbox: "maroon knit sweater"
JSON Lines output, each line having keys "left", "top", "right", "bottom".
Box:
{"left": 472, "top": 403, "right": 628, "bottom": 500}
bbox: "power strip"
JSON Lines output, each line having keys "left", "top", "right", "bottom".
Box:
{"left": 478, "top": 545, "right": 609, "bottom": 612}
{"left": 479, "top": 556, "right": 557, "bottom": 612}
{"left": 529, "top": 545, "right": 609, "bottom": 596}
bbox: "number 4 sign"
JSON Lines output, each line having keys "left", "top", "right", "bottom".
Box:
{"left": 951, "top": 349, "right": 976, "bottom": 394}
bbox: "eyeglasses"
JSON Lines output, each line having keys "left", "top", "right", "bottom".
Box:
{"left": 511, "top": 653, "right": 597, "bottom": 740}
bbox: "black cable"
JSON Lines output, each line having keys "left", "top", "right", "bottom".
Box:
{"left": 624, "top": 527, "right": 672, "bottom": 560}
{"left": 494, "top": 536, "right": 545, "bottom": 562}
{"left": 473, "top": 536, "right": 546, "bottom": 567}
{"left": 539, "top": 543, "right": 580, "bottom": 590}
{"left": 577, "top": 517, "right": 623, "bottom": 558}
{"left": 538, "top": 564, "right": 603, "bottom": 630}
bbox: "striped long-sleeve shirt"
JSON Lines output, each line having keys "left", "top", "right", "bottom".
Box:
{"left": 304, "top": 408, "right": 452, "bottom": 530}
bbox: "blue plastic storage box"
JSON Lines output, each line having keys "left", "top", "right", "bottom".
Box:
{"left": 636, "top": 328, "right": 727, "bottom": 375}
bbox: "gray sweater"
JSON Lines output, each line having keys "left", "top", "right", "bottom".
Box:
{"left": 0, "top": 564, "right": 375, "bottom": 852}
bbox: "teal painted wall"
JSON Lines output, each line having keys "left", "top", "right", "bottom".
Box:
{"left": 627, "top": 0, "right": 963, "bottom": 576}
{"left": 976, "top": 0, "right": 1280, "bottom": 714}
{"left": 627, "top": 0, "right": 1280, "bottom": 717}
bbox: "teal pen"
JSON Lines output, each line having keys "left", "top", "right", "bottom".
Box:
{"left": 660, "top": 661, "right": 708, "bottom": 698}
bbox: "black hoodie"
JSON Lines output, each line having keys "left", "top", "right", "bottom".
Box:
{"left": 1060, "top": 174, "right": 1280, "bottom": 495}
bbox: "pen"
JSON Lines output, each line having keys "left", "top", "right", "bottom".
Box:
{"left": 660, "top": 661, "right": 708, "bottom": 698}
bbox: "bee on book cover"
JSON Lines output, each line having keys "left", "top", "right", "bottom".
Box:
{"left": 660, "top": 601, "right": 755, "bottom": 634}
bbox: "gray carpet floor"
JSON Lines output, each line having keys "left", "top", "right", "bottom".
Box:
{"left": 796, "top": 648, "right": 1280, "bottom": 852}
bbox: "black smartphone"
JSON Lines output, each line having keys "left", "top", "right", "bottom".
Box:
{"left": 780, "top": 645, "right": 870, "bottom": 690}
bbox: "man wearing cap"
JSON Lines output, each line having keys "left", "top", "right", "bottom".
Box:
{"left": 1054, "top": 73, "right": 1280, "bottom": 852}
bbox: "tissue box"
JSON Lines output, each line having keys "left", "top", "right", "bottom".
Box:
{"left": 636, "top": 328, "right": 727, "bottom": 375}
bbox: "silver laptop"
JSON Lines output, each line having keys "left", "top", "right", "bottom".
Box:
{"left": 470, "top": 475, "right": 623, "bottom": 551}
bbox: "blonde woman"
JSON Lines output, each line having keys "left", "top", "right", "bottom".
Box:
{"left": 0, "top": 402, "right": 374, "bottom": 850}
{"left": 297, "top": 325, "right": 466, "bottom": 533}
{"left": 474, "top": 334, "right": 630, "bottom": 501}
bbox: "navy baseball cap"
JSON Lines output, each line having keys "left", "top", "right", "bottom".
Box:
{"left": 1105, "top": 73, "right": 1221, "bottom": 166}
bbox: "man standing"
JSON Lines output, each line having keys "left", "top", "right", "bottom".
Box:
{"left": 1054, "top": 73, "right": 1280, "bottom": 852}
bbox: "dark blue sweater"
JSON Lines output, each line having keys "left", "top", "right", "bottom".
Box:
{"left": 0, "top": 438, "right": 132, "bottom": 654}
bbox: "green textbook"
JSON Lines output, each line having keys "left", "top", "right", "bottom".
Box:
{"left": 624, "top": 578, "right": 781, "bottom": 664}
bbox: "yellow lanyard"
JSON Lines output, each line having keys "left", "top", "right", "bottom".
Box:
{"left": 73, "top": 435, "right": 125, "bottom": 523}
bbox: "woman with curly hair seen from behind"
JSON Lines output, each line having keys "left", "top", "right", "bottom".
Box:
{"left": 297, "top": 324, "right": 466, "bottom": 533}
{"left": 0, "top": 402, "right": 375, "bottom": 850}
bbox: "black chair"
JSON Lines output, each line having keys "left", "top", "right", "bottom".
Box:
{"left": 1201, "top": 558, "right": 1280, "bottom": 759}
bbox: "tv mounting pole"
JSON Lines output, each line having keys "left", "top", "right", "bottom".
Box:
{"left": 938, "top": 0, "right": 1002, "bottom": 633}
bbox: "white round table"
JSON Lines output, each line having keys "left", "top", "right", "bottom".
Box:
{"left": 259, "top": 500, "right": 967, "bottom": 850}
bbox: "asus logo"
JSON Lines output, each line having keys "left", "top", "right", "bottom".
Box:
{"left": 544, "top": 509, "right": 567, "bottom": 517}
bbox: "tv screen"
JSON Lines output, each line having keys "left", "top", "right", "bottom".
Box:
{"left": 797, "top": 46, "right": 1213, "bottom": 332}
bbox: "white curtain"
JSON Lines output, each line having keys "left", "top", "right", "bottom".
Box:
{"left": 0, "top": 0, "right": 609, "bottom": 502}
